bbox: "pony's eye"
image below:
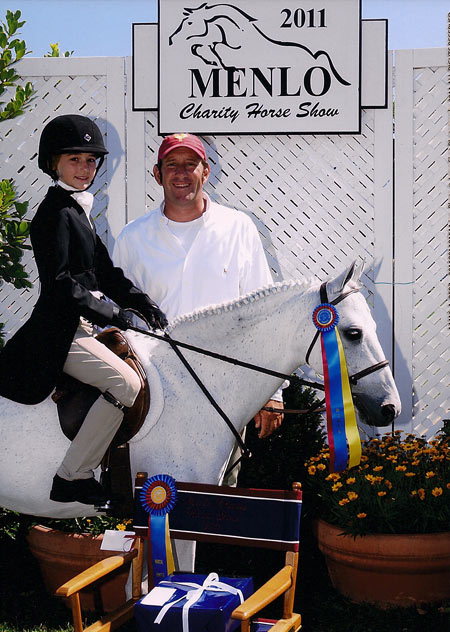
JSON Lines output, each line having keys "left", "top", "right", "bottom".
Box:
{"left": 343, "top": 328, "right": 362, "bottom": 341}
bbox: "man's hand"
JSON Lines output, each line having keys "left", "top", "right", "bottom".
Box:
{"left": 254, "top": 399, "right": 284, "bottom": 438}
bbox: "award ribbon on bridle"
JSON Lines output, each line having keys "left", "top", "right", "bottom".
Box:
{"left": 140, "top": 474, "right": 177, "bottom": 587}
{"left": 312, "top": 304, "right": 361, "bottom": 472}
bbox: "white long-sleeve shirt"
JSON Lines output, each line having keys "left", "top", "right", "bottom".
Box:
{"left": 113, "top": 194, "right": 273, "bottom": 321}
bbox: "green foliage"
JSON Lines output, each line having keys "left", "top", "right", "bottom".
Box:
{"left": 0, "top": 178, "right": 31, "bottom": 288}
{"left": 0, "top": 10, "right": 34, "bottom": 121}
{"left": 44, "top": 42, "right": 73, "bottom": 58}
{"left": 238, "top": 380, "right": 327, "bottom": 490}
{"left": 305, "top": 428, "right": 450, "bottom": 536}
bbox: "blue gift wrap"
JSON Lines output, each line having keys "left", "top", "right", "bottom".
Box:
{"left": 134, "top": 573, "right": 253, "bottom": 632}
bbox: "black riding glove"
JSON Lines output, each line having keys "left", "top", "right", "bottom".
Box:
{"left": 141, "top": 303, "right": 168, "bottom": 331}
{"left": 110, "top": 306, "right": 133, "bottom": 331}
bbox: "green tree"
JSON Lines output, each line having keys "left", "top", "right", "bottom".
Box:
{"left": 0, "top": 10, "right": 34, "bottom": 346}
{"left": 0, "top": 10, "right": 33, "bottom": 120}
{"left": 45, "top": 42, "right": 73, "bottom": 57}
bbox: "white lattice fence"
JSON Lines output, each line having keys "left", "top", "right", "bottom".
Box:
{"left": 394, "top": 49, "right": 448, "bottom": 436}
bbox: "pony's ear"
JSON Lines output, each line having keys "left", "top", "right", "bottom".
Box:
{"left": 327, "top": 260, "right": 364, "bottom": 299}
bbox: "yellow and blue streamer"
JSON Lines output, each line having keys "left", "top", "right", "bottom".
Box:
{"left": 313, "top": 304, "right": 361, "bottom": 472}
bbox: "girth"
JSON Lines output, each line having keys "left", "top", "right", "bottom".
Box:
{"left": 52, "top": 327, "right": 150, "bottom": 447}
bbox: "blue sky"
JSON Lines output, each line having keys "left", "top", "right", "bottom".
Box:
{"left": 12, "top": 0, "right": 449, "bottom": 57}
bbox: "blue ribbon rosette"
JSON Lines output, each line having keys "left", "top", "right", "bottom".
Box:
{"left": 140, "top": 474, "right": 177, "bottom": 587}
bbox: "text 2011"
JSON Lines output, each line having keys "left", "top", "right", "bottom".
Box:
{"left": 280, "top": 8, "right": 327, "bottom": 28}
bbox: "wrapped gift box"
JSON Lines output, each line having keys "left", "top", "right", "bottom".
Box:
{"left": 134, "top": 573, "right": 253, "bottom": 632}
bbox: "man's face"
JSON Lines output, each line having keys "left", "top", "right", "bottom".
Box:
{"left": 154, "top": 147, "right": 210, "bottom": 208}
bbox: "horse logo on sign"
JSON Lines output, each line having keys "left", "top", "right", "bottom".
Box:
{"left": 169, "top": 2, "right": 350, "bottom": 86}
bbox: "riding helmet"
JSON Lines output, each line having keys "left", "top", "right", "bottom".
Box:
{"left": 38, "top": 114, "right": 108, "bottom": 179}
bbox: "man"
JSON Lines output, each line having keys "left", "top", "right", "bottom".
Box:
{"left": 113, "top": 133, "right": 284, "bottom": 478}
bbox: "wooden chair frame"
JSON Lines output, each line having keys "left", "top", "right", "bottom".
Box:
{"left": 56, "top": 474, "right": 302, "bottom": 632}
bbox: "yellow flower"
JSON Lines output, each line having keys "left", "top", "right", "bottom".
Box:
{"left": 339, "top": 498, "right": 350, "bottom": 506}
{"left": 332, "top": 482, "right": 343, "bottom": 492}
{"left": 432, "top": 487, "right": 443, "bottom": 497}
{"left": 326, "top": 473, "right": 341, "bottom": 482}
{"left": 418, "top": 488, "right": 425, "bottom": 500}
{"left": 317, "top": 463, "right": 326, "bottom": 471}
{"left": 347, "top": 491, "right": 358, "bottom": 501}
{"left": 373, "top": 466, "right": 383, "bottom": 472}
{"left": 395, "top": 465, "right": 407, "bottom": 472}
{"left": 346, "top": 477, "right": 356, "bottom": 485}
{"left": 116, "top": 524, "right": 126, "bottom": 531}
{"left": 377, "top": 491, "right": 387, "bottom": 497}
{"left": 357, "top": 513, "right": 367, "bottom": 519}
{"left": 425, "top": 471, "right": 436, "bottom": 478}
{"left": 404, "top": 472, "right": 416, "bottom": 477}
{"left": 447, "top": 483, "right": 450, "bottom": 490}
{"left": 308, "top": 465, "right": 316, "bottom": 475}
{"left": 385, "top": 480, "right": 392, "bottom": 490}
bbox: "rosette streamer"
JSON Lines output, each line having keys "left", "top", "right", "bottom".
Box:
{"left": 312, "top": 303, "right": 361, "bottom": 472}
{"left": 140, "top": 474, "right": 177, "bottom": 587}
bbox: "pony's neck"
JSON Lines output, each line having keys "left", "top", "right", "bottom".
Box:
{"left": 168, "top": 280, "right": 317, "bottom": 376}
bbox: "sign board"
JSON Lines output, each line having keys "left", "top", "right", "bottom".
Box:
{"left": 157, "top": 0, "right": 361, "bottom": 134}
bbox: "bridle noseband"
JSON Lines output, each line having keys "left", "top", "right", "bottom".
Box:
{"left": 305, "top": 282, "right": 389, "bottom": 385}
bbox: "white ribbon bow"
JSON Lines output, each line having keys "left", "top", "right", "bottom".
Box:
{"left": 154, "top": 572, "right": 244, "bottom": 632}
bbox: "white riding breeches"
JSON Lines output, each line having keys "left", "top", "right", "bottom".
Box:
{"left": 56, "top": 320, "right": 141, "bottom": 481}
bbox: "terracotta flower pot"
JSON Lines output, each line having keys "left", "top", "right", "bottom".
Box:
{"left": 314, "top": 518, "right": 450, "bottom": 607}
{"left": 27, "top": 524, "right": 129, "bottom": 612}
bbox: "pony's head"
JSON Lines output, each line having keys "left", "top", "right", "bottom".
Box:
{"left": 306, "top": 261, "right": 401, "bottom": 427}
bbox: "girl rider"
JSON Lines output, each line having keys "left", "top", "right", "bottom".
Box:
{"left": 0, "top": 115, "right": 167, "bottom": 507}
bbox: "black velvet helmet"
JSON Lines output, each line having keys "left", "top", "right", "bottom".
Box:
{"left": 38, "top": 114, "right": 108, "bottom": 180}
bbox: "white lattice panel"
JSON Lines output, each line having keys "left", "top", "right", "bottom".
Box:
{"left": 411, "top": 64, "right": 449, "bottom": 435}
{"left": 394, "top": 49, "right": 449, "bottom": 437}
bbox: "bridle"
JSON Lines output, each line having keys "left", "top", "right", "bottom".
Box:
{"left": 305, "top": 283, "right": 389, "bottom": 386}
{"left": 128, "top": 283, "right": 390, "bottom": 468}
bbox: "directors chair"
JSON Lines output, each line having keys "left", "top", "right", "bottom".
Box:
{"left": 56, "top": 473, "right": 303, "bottom": 632}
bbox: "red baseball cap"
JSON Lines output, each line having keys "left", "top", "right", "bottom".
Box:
{"left": 158, "top": 133, "right": 207, "bottom": 162}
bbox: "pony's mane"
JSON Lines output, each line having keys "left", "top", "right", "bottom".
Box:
{"left": 167, "top": 278, "right": 314, "bottom": 332}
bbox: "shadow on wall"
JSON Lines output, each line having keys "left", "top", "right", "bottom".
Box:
{"left": 202, "top": 135, "right": 283, "bottom": 282}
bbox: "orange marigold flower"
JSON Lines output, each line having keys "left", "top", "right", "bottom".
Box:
{"left": 395, "top": 465, "right": 407, "bottom": 471}
{"left": 425, "top": 471, "right": 436, "bottom": 478}
{"left": 411, "top": 460, "right": 420, "bottom": 466}
{"left": 357, "top": 513, "right": 367, "bottom": 519}
{"left": 404, "top": 472, "right": 416, "bottom": 477}
{"left": 432, "top": 487, "right": 443, "bottom": 497}
{"left": 339, "top": 498, "right": 350, "bottom": 506}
